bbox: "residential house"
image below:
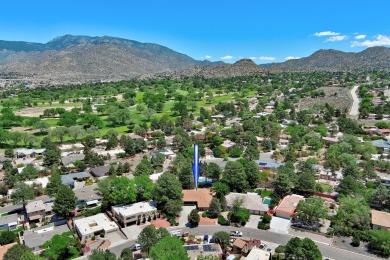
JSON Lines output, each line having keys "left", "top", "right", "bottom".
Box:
{"left": 225, "top": 192, "right": 269, "bottom": 215}
{"left": 221, "top": 140, "right": 236, "bottom": 151}
{"left": 61, "top": 153, "right": 85, "bottom": 167}
{"left": 127, "top": 134, "right": 144, "bottom": 140}
{"left": 112, "top": 202, "right": 157, "bottom": 227}
{"left": 58, "top": 143, "right": 85, "bottom": 153}
{"left": 257, "top": 162, "right": 283, "bottom": 171}
{"left": 184, "top": 243, "right": 222, "bottom": 260}
{"left": 25, "top": 200, "right": 54, "bottom": 222}
{"left": 74, "top": 184, "right": 103, "bottom": 210}
{"left": 245, "top": 248, "right": 271, "bottom": 260}
{"left": 322, "top": 137, "right": 339, "bottom": 144}
{"left": 0, "top": 213, "right": 20, "bottom": 231}
{"left": 371, "top": 210, "right": 390, "bottom": 231}
{"left": 182, "top": 188, "right": 213, "bottom": 211}
{"left": 90, "top": 165, "right": 111, "bottom": 178}
{"left": 74, "top": 213, "right": 120, "bottom": 241}
{"left": 23, "top": 223, "right": 70, "bottom": 252}
{"left": 233, "top": 238, "right": 249, "bottom": 254}
{"left": 151, "top": 149, "right": 176, "bottom": 159}
{"left": 377, "top": 173, "right": 390, "bottom": 188}
{"left": 274, "top": 194, "right": 305, "bottom": 219}
{"left": 371, "top": 139, "right": 390, "bottom": 153}
{"left": 15, "top": 148, "right": 45, "bottom": 158}
{"left": 61, "top": 172, "right": 90, "bottom": 189}
{"left": 24, "top": 176, "right": 49, "bottom": 189}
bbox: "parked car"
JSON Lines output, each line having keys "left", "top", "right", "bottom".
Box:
{"left": 230, "top": 231, "right": 243, "bottom": 237}
{"left": 259, "top": 243, "right": 267, "bottom": 249}
{"left": 204, "top": 235, "right": 209, "bottom": 243}
{"left": 132, "top": 244, "right": 142, "bottom": 251}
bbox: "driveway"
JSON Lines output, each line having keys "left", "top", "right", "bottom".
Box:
{"left": 245, "top": 215, "right": 260, "bottom": 229}
{"left": 178, "top": 206, "right": 196, "bottom": 227}
{"left": 349, "top": 85, "right": 360, "bottom": 117}
{"left": 121, "top": 225, "right": 143, "bottom": 240}
{"left": 269, "top": 217, "right": 290, "bottom": 234}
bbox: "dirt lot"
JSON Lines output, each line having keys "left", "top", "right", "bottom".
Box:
{"left": 15, "top": 106, "right": 74, "bottom": 117}
{"left": 297, "top": 86, "right": 352, "bottom": 111}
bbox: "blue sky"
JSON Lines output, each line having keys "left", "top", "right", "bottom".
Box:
{"left": 1, "top": 0, "right": 390, "bottom": 63}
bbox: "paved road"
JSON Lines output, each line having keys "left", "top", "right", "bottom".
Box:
{"left": 350, "top": 85, "right": 360, "bottom": 117}
{"left": 178, "top": 226, "right": 380, "bottom": 260}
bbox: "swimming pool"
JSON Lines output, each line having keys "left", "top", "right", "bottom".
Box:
{"left": 263, "top": 197, "right": 271, "bottom": 205}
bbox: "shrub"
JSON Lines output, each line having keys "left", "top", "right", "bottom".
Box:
{"left": 275, "top": 245, "right": 286, "bottom": 253}
{"left": 257, "top": 221, "right": 270, "bottom": 230}
{"left": 202, "top": 211, "right": 207, "bottom": 218}
{"left": 218, "top": 215, "right": 230, "bottom": 226}
{"left": 351, "top": 234, "right": 360, "bottom": 247}
{"left": 92, "top": 236, "right": 96, "bottom": 240}
{"left": 262, "top": 214, "right": 272, "bottom": 224}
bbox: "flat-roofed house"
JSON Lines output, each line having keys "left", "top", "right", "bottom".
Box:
{"left": 225, "top": 192, "right": 269, "bottom": 215}
{"left": 182, "top": 188, "right": 213, "bottom": 211}
{"left": 245, "top": 248, "right": 271, "bottom": 260}
{"left": 371, "top": 209, "right": 390, "bottom": 231}
{"left": 74, "top": 213, "right": 119, "bottom": 241}
{"left": 274, "top": 194, "right": 305, "bottom": 219}
{"left": 112, "top": 202, "right": 157, "bottom": 227}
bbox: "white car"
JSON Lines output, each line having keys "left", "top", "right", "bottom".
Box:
{"left": 230, "top": 231, "right": 243, "bottom": 237}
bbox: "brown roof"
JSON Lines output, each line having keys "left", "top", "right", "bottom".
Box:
{"left": 233, "top": 238, "right": 247, "bottom": 249}
{"left": 182, "top": 188, "right": 213, "bottom": 208}
{"left": 371, "top": 209, "right": 390, "bottom": 228}
{"left": 275, "top": 194, "right": 305, "bottom": 215}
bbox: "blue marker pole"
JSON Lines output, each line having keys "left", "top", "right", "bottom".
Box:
{"left": 192, "top": 144, "right": 200, "bottom": 190}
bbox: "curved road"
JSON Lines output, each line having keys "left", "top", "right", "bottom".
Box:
{"left": 350, "top": 85, "right": 360, "bottom": 117}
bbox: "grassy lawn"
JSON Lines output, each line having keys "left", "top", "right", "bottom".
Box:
{"left": 261, "top": 190, "right": 273, "bottom": 198}
{"left": 320, "top": 184, "right": 333, "bottom": 193}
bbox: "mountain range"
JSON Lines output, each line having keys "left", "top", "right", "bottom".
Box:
{"left": 0, "top": 35, "right": 390, "bottom": 83}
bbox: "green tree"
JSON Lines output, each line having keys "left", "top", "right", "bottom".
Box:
{"left": 368, "top": 229, "right": 390, "bottom": 258}
{"left": 33, "top": 121, "right": 50, "bottom": 134}
{"left": 222, "top": 161, "right": 248, "bottom": 192}
{"left": 273, "top": 172, "right": 293, "bottom": 197}
{"left": 243, "top": 145, "right": 259, "bottom": 160}
{"left": 52, "top": 185, "right": 77, "bottom": 218}
{"left": 336, "top": 176, "right": 365, "bottom": 197}
{"left": 120, "top": 248, "right": 134, "bottom": 260}
{"left": 68, "top": 125, "right": 85, "bottom": 141}
{"left": 153, "top": 172, "right": 183, "bottom": 216}
{"left": 97, "top": 176, "right": 137, "bottom": 206}
{"left": 0, "top": 230, "right": 16, "bottom": 245}
{"left": 138, "top": 225, "right": 170, "bottom": 255}
{"left": 11, "top": 183, "right": 35, "bottom": 207}
{"left": 295, "top": 172, "right": 316, "bottom": 194}
{"left": 88, "top": 249, "right": 117, "bottom": 260}
{"left": 188, "top": 209, "right": 200, "bottom": 226}
{"left": 370, "top": 184, "right": 390, "bottom": 206}
{"left": 285, "top": 237, "right": 322, "bottom": 260}
{"left": 43, "top": 147, "right": 61, "bottom": 167}
{"left": 331, "top": 196, "right": 370, "bottom": 235}
{"left": 207, "top": 197, "right": 221, "bottom": 218}
{"left": 49, "top": 127, "right": 68, "bottom": 143}
{"left": 5, "top": 148, "right": 14, "bottom": 158}
{"left": 43, "top": 231, "right": 81, "bottom": 260}
{"left": 203, "top": 162, "right": 221, "bottom": 181}
{"left": 46, "top": 172, "right": 62, "bottom": 196}
{"left": 296, "top": 196, "right": 327, "bottom": 226}
{"left": 134, "top": 156, "right": 154, "bottom": 176}
{"left": 134, "top": 174, "right": 155, "bottom": 201}
{"left": 4, "top": 244, "right": 43, "bottom": 260}
{"left": 149, "top": 236, "right": 189, "bottom": 260}
{"left": 213, "top": 231, "right": 230, "bottom": 254}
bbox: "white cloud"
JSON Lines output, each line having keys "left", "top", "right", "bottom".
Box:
{"left": 355, "top": 34, "right": 366, "bottom": 40}
{"left": 249, "top": 57, "right": 257, "bottom": 60}
{"left": 285, "top": 56, "right": 300, "bottom": 60}
{"left": 221, "top": 55, "right": 233, "bottom": 60}
{"left": 325, "top": 35, "right": 348, "bottom": 42}
{"left": 205, "top": 55, "right": 212, "bottom": 59}
{"left": 314, "top": 31, "right": 340, "bottom": 37}
{"left": 351, "top": 35, "right": 390, "bottom": 47}
{"left": 258, "top": 56, "right": 276, "bottom": 61}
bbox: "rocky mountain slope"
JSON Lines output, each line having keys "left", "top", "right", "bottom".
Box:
{"left": 143, "top": 59, "right": 264, "bottom": 79}
{"left": 268, "top": 47, "right": 390, "bottom": 71}
{"left": 0, "top": 35, "right": 218, "bottom": 82}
